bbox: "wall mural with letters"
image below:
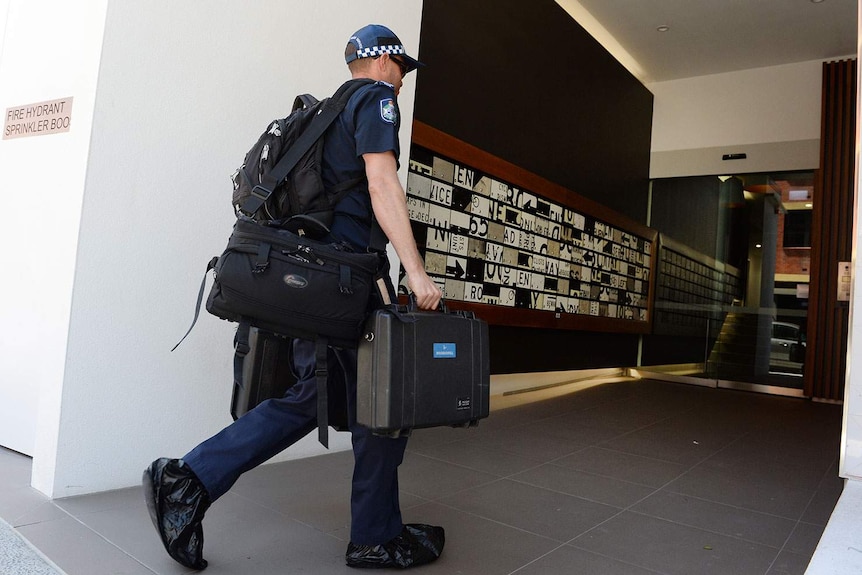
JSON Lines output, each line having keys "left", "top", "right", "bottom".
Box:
{"left": 399, "top": 122, "right": 658, "bottom": 334}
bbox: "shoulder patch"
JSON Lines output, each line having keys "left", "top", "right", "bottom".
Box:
{"left": 379, "top": 98, "right": 397, "bottom": 124}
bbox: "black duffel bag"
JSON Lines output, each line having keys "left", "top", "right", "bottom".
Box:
{"left": 173, "top": 216, "right": 384, "bottom": 446}
{"left": 204, "top": 217, "right": 383, "bottom": 348}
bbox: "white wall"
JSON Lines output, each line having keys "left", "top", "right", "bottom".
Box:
{"left": 21, "top": 0, "right": 423, "bottom": 498}
{"left": 0, "top": 1, "right": 108, "bottom": 458}
{"left": 648, "top": 59, "right": 831, "bottom": 177}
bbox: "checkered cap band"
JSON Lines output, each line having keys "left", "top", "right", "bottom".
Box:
{"left": 355, "top": 44, "right": 406, "bottom": 59}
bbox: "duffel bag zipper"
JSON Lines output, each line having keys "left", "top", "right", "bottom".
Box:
{"left": 227, "top": 243, "right": 366, "bottom": 279}
{"left": 284, "top": 245, "right": 324, "bottom": 265}
{"left": 231, "top": 230, "right": 378, "bottom": 272}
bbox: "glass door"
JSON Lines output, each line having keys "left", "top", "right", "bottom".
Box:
{"left": 642, "top": 172, "right": 812, "bottom": 393}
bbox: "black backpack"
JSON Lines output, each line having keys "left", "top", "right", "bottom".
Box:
{"left": 231, "top": 78, "right": 375, "bottom": 238}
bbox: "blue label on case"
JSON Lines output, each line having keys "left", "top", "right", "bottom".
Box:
{"left": 433, "top": 343, "right": 457, "bottom": 358}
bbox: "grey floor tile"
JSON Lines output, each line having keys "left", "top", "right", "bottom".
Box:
{"left": 702, "top": 437, "right": 837, "bottom": 490}
{"left": 221, "top": 453, "right": 423, "bottom": 538}
{"left": 550, "top": 405, "right": 661, "bottom": 434}
{"left": 553, "top": 446, "right": 689, "bottom": 488}
{"left": 492, "top": 392, "right": 603, "bottom": 421}
{"left": 201, "top": 490, "right": 340, "bottom": 561}
{"left": 232, "top": 453, "right": 354, "bottom": 496}
{"left": 231, "top": 457, "right": 353, "bottom": 534}
{"left": 609, "top": 385, "right": 711, "bottom": 418}
{"left": 0, "top": 485, "right": 52, "bottom": 527}
{"left": 511, "top": 463, "right": 655, "bottom": 508}
{"left": 396, "top": 490, "right": 429, "bottom": 510}
{"left": 461, "top": 423, "right": 590, "bottom": 461}
{"left": 16, "top": 515, "right": 159, "bottom": 575}
{"left": 766, "top": 549, "right": 812, "bottom": 575}
{"left": 599, "top": 421, "right": 742, "bottom": 466}
{"left": 571, "top": 511, "right": 780, "bottom": 575}
{"left": 194, "top": 510, "right": 348, "bottom": 574}
{"left": 409, "top": 436, "right": 546, "bottom": 477}
{"left": 73, "top": 500, "right": 197, "bottom": 574}
{"left": 405, "top": 425, "right": 480, "bottom": 450}
{"left": 801, "top": 465, "right": 844, "bottom": 525}
{"left": 8, "top": 500, "right": 68, "bottom": 528}
{"left": 188, "top": 554, "right": 293, "bottom": 575}
{"left": 759, "top": 422, "right": 841, "bottom": 452}
{"left": 667, "top": 463, "right": 818, "bottom": 519}
{"left": 631, "top": 490, "right": 797, "bottom": 548}
{"left": 0, "top": 448, "right": 33, "bottom": 485}
{"left": 532, "top": 415, "right": 636, "bottom": 446}
{"left": 82, "top": 487, "right": 346, "bottom": 573}
{"left": 0, "top": 452, "right": 43, "bottom": 524}
{"left": 515, "top": 545, "right": 664, "bottom": 575}
{"left": 440, "top": 478, "right": 620, "bottom": 541}
{"left": 668, "top": 435, "right": 837, "bottom": 520}
{"left": 783, "top": 521, "right": 828, "bottom": 556}
{"left": 54, "top": 485, "right": 140, "bottom": 515}
{"left": 458, "top": 403, "right": 548, "bottom": 434}
{"left": 392, "top": 501, "right": 561, "bottom": 575}
{"left": 199, "top": 548, "right": 352, "bottom": 575}
{"left": 397, "top": 451, "right": 501, "bottom": 500}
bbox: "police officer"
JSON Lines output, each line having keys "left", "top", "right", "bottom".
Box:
{"left": 143, "top": 24, "right": 444, "bottom": 570}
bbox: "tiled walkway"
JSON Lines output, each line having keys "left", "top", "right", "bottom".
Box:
{"left": 0, "top": 379, "right": 844, "bottom": 574}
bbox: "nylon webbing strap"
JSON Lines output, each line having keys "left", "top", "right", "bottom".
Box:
{"left": 369, "top": 217, "right": 387, "bottom": 252}
{"left": 315, "top": 339, "right": 330, "bottom": 448}
{"left": 338, "top": 264, "right": 352, "bottom": 294}
{"left": 172, "top": 256, "right": 219, "bottom": 352}
{"left": 253, "top": 242, "right": 270, "bottom": 273}
{"left": 233, "top": 321, "right": 251, "bottom": 390}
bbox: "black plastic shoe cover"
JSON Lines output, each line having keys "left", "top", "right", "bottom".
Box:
{"left": 143, "top": 458, "right": 211, "bottom": 570}
{"left": 346, "top": 523, "right": 445, "bottom": 569}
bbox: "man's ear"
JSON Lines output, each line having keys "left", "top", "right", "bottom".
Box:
{"left": 374, "top": 54, "right": 389, "bottom": 75}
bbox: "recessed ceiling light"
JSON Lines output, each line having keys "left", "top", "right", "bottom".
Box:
{"left": 811, "top": 0, "right": 826, "bottom": 4}
{"left": 656, "top": 25, "right": 670, "bottom": 32}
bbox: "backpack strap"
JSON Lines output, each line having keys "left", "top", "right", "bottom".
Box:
{"left": 239, "top": 79, "right": 376, "bottom": 217}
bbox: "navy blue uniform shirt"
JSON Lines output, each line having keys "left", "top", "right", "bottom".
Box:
{"left": 322, "top": 80, "right": 400, "bottom": 251}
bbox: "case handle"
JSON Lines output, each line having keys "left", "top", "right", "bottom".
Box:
{"left": 407, "top": 293, "right": 448, "bottom": 313}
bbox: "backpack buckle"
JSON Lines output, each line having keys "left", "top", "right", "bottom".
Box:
{"left": 251, "top": 184, "right": 273, "bottom": 201}
{"left": 239, "top": 185, "right": 273, "bottom": 217}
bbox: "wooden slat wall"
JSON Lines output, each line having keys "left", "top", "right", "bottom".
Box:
{"left": 804, "top": 59, "right": 857, "bottom": 400}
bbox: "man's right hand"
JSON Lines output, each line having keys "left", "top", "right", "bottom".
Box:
{"left": 408, "top": 272, "right": 443, "bottom": 311}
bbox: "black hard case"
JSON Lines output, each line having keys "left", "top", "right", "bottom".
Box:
{"left": 231, "top": 327, "right": 296, "bottom": 420}
{"left": 356, "top": 305, "right": 490, "bottom": 433}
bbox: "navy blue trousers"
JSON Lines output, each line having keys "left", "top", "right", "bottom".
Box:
{"left": 182, "top": 338, "right": 408, "bottom": 545}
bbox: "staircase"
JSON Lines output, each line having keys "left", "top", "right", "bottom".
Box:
{"left": 706, "top": 312, "right": 769, "bottom": 379}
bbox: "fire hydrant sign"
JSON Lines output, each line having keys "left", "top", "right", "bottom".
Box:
{"left": 4, "top": 97, "right": 73, "bottom": 140}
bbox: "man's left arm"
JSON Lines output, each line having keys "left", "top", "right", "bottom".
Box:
{"left": 363, "top": 151, "right": 441, "bottom": 310}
